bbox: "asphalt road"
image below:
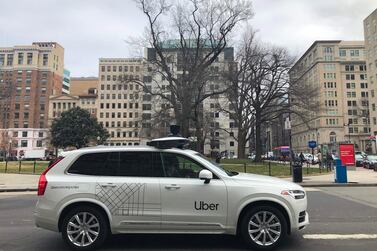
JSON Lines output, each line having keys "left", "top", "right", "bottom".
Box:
{"left": 1, "top": 188, "right": 377, "bottom": 251}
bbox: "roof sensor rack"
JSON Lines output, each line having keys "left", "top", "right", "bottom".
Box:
{"left": 147, "top": 137, "right": 189, "bottom": 149}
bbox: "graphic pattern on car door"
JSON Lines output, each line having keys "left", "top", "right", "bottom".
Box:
{"left": 159, "top": 152, "right": 228, "bottom": 232}
{"left": 95, "top": 151, "right": 162, "bottom": 231}
{"left": 95, "top": 182, "right": 147, "bottom": 216}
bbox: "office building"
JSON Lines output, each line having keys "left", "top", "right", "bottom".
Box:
{"left": 97, "top": 58, "right": 143, "bottom": 146}
{"left": 62, "top": 69, "right": 70, "bottom": 94}
{"left": 290, "top": 40, "right": 371, "bottom": 153}
{"left": 0, "top": 42, "right": 64, "bottom": 157}
{"left": 364, "top": 9, "right": 377, "bottom": 141}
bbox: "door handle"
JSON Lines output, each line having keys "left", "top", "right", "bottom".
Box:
{"left": 100, "top": 183, "right": 117, "bottom": 188}
{"left": 165, "top": 184, "right": 181, "bottom": 190}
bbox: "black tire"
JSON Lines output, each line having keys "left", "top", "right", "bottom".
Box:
{"left": 240, "top": 205, "right": 288, "bottom": 250}
{"left": 61, "top": 206, "right": 109, "bottom": 250}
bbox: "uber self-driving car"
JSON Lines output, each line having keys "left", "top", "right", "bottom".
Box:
{"left": 34, "top": 137, "right": 309, "bottom": 250}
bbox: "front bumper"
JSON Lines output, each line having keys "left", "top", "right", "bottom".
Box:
{"left": 296, "top": 211, "right": 309, "bottom": 230}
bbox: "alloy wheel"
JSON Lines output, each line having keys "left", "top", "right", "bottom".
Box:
{"left": 248, "top": 210, "right": 281, "bottom": 246}
{"left": 66, "top": 212, "right": 100, "bottom": 247}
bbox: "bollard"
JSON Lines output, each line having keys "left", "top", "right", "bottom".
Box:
{"left": 33, "top": 160, "right": 36, "bottom": 174}
{"left": 244, "top": 163, "right": 246, "bottom": 173}
{"left": 18, "top": 160, "right": 21, "bottom": 173}
{"left": 268, "top": 161, "right": 271, "bottom": 176}
{"left": 5, "top": 160, "right": 8, "bottom": 173}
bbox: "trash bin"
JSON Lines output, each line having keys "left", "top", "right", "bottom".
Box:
{"left": 292, "top": 161, "right": 303, "bottom": 183}
{"left": 334, "top": 159, "right": 347, "bottom": 183}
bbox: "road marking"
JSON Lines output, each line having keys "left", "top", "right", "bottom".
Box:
{"left": 303, "top": 234, "right": 377, "bottom": 240}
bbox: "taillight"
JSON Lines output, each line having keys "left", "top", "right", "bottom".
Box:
{"left": 37, "top": 157, "right": 64, "bottom": 196}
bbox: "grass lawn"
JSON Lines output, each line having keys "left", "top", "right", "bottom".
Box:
{"left": 220, "top": 159, "right": 329, "bottom": 177}
{"left": 0, "top": 161, "right": 49, "bottom": 174}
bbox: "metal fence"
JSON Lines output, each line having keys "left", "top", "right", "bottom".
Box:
{"left": 0, "top": 160, "right": 49, "bottom": 174}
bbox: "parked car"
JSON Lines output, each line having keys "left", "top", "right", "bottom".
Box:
{"left": 302, "top": 153, "right": 319, "bottom": 164}
{"left": 364, "top": 155, "right": 377, "bottom": 169}
{"left": 355, "top": 154, "right": 366, "bottom": 167}
{"left": 35, "top": 137, "right": 309, "bottom": 250}
{"left": 247, "top": 154, "right": 255, "bottom": 161}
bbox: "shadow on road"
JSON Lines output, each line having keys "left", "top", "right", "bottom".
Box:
{"left": 103, "top": 233, "right": 302, "bottom": 250}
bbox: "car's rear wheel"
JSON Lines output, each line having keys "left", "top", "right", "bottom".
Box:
{"left": 61, "top": 206, "right": 108, "bottom": 250}
{"left": 240, "top": 205, "right": 287, "bottom": 250}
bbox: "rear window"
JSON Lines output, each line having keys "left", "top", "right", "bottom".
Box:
{"left": 68, "top": 152, "right": 118, "bottom": 176}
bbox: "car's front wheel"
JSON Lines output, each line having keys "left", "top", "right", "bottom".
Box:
{"left": 240, "top": 205, "right": 288, "bottom": 250}
{"left": 61, "top": 206, "right": 108, "bottom": 250}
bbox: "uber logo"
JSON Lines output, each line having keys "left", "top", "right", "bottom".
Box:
{"left": 194, "top": 201, "right": 219, "bottom": 210}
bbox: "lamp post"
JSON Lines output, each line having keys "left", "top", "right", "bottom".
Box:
{"left": 8, "top": 139, "right": 12, "bottom": 159}
{"left": 344, "top": 123, "right": 351, "bottom": 143}
{"left": 5, "top": 139, "right": 12, "bottom": 172}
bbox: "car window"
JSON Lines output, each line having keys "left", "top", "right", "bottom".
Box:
{"left": 161, "top": 152, "right": 207, "bottom": 178}
{"left": 68, "top": 152, "right": 118, "bottom": 176}
{"left": 118, "top": 152, "right": 163, "bottom": 177}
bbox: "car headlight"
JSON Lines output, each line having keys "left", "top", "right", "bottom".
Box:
{"left": 281, "top": 190, "right": 306, "bottom": 199}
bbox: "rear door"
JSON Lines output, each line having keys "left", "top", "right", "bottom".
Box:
{"left": 95, "top": 151, "right": 162, "bottom": 232}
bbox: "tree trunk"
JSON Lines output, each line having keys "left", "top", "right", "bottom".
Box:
{"left": 255, "top": 110, "right": 262, "bottom": 162}
{"left": 237, "top": 130, "right": 247, "bottom": 159}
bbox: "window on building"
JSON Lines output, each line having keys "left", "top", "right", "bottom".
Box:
{"left": 27, "top": 53, "right": 33, "bottom": 64}
{"left": 42, "top": 54, "right": 48, "bottom": 66}
{"left": 18, "top": 53, "right": 24, "bottom": 64}
{"left": 36, "top": 140, "right": 42, "bottom": 147}
{"left": 20, "top": 140, "right": 28, "bottom": 147}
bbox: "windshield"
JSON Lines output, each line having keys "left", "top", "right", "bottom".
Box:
{"left": 194, "top": 153, "right": 238, "bottom": 176}
{"left": 355, "top": 154, "right": 363, "bottom": 160}
{"left": 368, "top": 155, "right": 377, "bottom": 160}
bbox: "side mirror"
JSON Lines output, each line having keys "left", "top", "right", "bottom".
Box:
{"left": 199, "top": 169, "right": 213, "bottom": 184}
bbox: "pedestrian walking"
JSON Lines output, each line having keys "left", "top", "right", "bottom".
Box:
{"left": 317, "top": 150, "right": 322, "bottom": 169}
{"left": 299, "top": 152, "right": 305, "bottom": 164}
{"left": 326, "top": 152, "right": 333, "bottom": 171}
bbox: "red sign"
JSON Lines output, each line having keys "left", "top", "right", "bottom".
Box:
{"left": 339, "top": 144, "right": 355, "bottom": 166}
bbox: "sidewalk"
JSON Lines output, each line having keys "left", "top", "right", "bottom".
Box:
{"left": 0, "top": 173, "right": 39, "bottom": 192}
{"left": 1, "top": 167, "right": 377, "bottom": 192}
{"left": 283, "top": 167, "right": 377, "bottom": 187}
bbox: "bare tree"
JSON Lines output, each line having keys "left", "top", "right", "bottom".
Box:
{"left": 223, "top": 31, "right": 319, "bottom": 160}
{"left": 133, "top": 0, "right": 253, "bottom": 152}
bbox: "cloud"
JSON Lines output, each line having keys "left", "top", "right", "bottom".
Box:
{"left": 0, "top": 0, "right": 376, "bottom": 76}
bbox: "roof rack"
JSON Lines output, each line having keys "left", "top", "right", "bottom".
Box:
{"left": 147, "top": 137, "right": 189, "bottom": 149}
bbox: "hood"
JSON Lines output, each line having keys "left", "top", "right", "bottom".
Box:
{"left": 231, "top": 172, "right": 303, "bottom": 190}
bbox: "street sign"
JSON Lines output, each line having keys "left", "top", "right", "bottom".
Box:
{"left": 308, "top": 140, "right": 317, "bottom": 149}
{"left": 284, "top": 118, "right": 291, "bottom": 130}
{"left": 339, "top": 143, "right": 355, "bottom": 166}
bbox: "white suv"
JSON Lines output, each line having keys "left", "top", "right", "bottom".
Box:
{"left": 35, "top": 139, "right": 309, "bottom": 250}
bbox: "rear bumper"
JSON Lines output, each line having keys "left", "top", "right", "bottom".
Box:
{"left": 34, "top": 207, "right": 59, "bottom": 232}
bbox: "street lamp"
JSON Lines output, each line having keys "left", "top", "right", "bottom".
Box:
{"left": 8, "top": 139, "right": 12, "bottom": 159}
{"left": 344, "top": 123, "right": 351, "bottom": 143}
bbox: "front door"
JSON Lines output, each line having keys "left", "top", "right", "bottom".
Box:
{"left": 159, "top": 152, "right": 227, "bottom": 233}
{"left": 95, "top": 151, "right": 162, "bottom": 232}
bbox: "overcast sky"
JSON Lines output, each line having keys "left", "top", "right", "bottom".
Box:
{"left": 0, "top": 0, "right": 376, "bottom": 77}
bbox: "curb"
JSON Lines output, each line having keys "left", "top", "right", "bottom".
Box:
{"left": 300, "top": 183, "right": 377, "bottom": 187}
